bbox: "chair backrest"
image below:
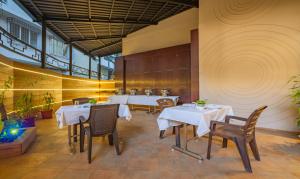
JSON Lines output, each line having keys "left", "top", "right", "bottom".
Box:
{"left": 156, "top": 98, "right": 175, "bottom": 111}
{"left": 243, "top": 106, "right": 268, "bottom": 136}
{"left": 72, "top": 98, "right": 91, "bottom": 105}
{"left": 89, "top": 104, "right": 119, "bottom": 136}
{"left": 0, "top": 103, "right": 7, "bottom": 121}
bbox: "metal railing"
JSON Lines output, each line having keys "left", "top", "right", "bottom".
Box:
{"left": 0, "top": 26, "right": 99, "bottom": 78}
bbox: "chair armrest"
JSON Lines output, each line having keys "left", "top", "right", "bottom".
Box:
{"left": 209, "top": 120, "right": 244, "bottom": 131}
{"left": 225, "top": 115, "right": 248, "bottom": 123}
{"left": 209, "top": 120, "right": 226, "bottom": 130}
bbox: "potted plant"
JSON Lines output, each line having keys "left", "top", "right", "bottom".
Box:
{"left": 194, "top": 99, "right": 208, "bottom": 110}
{"left": 88, "top": 98, "right": 97, "bottom": 105}
{"left": 41, "top": 92, "right": 55, "bottom": 119}
{"left": 16, "top": 92, "right": 35, "bottom": 127}
{"left": 289, "top": 75, "right": 300, "bottom": 129}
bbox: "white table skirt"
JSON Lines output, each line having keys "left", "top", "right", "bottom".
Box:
{"left": 55, "top": 103, "right": 132, "bottom": 129}
{"left": 127, "top": 95, "right": 179, "bottom": 106}
{"left": 157, "top": 104, "right": 234, "bottom": 137}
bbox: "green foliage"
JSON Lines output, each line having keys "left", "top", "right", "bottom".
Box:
{"left": 16, "top": 92, "right": 33, "bottom": 119}
{"left": 89, "top": 99, "right": 97, "bottom": 104}
{"left": 43, "top": 92, "right": 55, "bottom": 111}
{"left": 195, "top": 99, "right": 207, "bottom": 106}
{"left": 0, "top": 119, "right": 3, "bottom": 133}
{"left": 15, "top": 77, "right": 40, "bottom": 119}
{"left": 0, "top": 76, "right": 13, "bottom": 104}
{"left": 289, "top": 75, "right": 300, "bottom": 127}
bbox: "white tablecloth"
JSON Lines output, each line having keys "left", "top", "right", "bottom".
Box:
{"left": 157, "top": 104, "right": 234, "bottom": 137}
{"left": 55, "top": 103, "right": 132, "bottom": 129}
{"left": 108, "top": 95, "right": 129, "bottom": 104}
{"left": 127, "top": 95, "right": 179, "bottom": 106}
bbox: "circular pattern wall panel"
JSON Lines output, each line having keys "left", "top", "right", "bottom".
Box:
{"left": 200, "top": 25, "right": 300, "bottom": 130}
{"left": 213, "top": 0, "right": 279, "bottom": 25}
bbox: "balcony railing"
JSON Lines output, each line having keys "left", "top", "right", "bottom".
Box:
{"left": 0, "top": 26, "right": 99, "bottom": 78}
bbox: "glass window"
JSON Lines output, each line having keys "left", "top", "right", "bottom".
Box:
{"left": 30, "top": 31, "right": 37, "bottom": 47}
{"left": 48, "top": 36, "right": 68, "bottom": 57}
{"left": 21, "top": 26, "right": 29, "bottom": 43}
{"left": 9, "top": 22, "right": 20, "bottom": 39}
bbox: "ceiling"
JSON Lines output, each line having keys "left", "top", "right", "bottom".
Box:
{"left": 16, "top": 0, "right": 198, "bottom": 57}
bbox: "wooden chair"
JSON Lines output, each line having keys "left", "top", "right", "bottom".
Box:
{"left": 0, "top": 103, "right": 8, "bottom": 121}
{"left": 207, "top": 106, "right": 268, "bottom": 173}
{"left": 157, "top": 98, "right": 197, "bottom": 139}
{"left": 72, "top": 98, "right": 91, "bottom": 105}
{"left": 157, "top": 98, "right": 176, "bottom": 139}
{"left": 79, "top": 104, "right": 120, "bottom": 163}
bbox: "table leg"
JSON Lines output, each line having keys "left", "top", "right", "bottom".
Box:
{"left": 73, "top": 124, "right": 78, "bottom": 143}
{"left": 68, "top": 125, "right": 72, "bottom": 146}
{"left": 172, "top": 124, "right": 203, "bottom": 161}
{"left": 184, "top": 123, "right": 188, "bottom": 150}
{"left": 175, "top": 126, "right": 181, "bottom": 147}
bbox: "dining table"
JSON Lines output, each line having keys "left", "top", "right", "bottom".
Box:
{"left": 55, "top": 102, "right": 132, "bottom": 150}
{"left": 157, "top": 103, "right": 234, "bottom": 161}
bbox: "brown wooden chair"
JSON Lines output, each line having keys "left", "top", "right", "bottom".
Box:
{"left": 72, "top": 98, "right": 91, "bottom": 105}
{"left": 207, "top": 106, "right": 268, "bottom": 173}
{"left": 157, "top": 98, "right": 197, "bottom": 139}
{"left": 157, "top": 98, "right": 176, "bottom": 139}
{"left": 79, "top": 104, "right": 120, "bottom": 163}
{"left": 0, "top": 103, "right": 8, "bottom": 121}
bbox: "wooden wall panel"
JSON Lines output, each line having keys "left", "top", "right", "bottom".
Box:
{"left": 0, "top": 55, "right": 115, "bottom": 113}
{"left": 119, "top": 44, "right": 191, "bottom": 103}
{"left": 191, "top": 29, "right": 199, "bottom": 102}
{"left": 0, "top": 57, "right": 14, "bottom": 112}
{"left": 13, "top": 63, "right": 63, "bottom": 111}
{"left": 115, "top": 57, "right": 125, "bottom": 91}
{"left": 62, "top": 77, "right": 99, "bottom": 105}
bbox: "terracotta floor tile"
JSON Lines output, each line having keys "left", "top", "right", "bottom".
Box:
{"left": 0, "top": 111, "right": 299, "bottom": 179}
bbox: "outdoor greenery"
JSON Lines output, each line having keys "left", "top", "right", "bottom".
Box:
{"left": 289, "top": 74, "right": 300, "bottom": 127}
{"left": 0, "top": 76, "right": 13, "bottom": 104}
{"left": 43, "top": 92, "right": 55, "bottom": 111}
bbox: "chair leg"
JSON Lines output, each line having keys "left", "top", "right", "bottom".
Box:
{"left": 68, "top": 125, "right": 71, "bottom": 146}
{"left": 87, "top": 133, "right": 92, "bottom": 164}
{"left": 234, "top": 138, "right": 252, "bottom": 173}
{"left": 113, "top": 130, "right": 121, "bottom": 155}
{"left": 249, "top": 137, "right": 260, "bottom": 161}
{"left": 222, "top": 138, "right": 228, "bottom": 148}
{"left": 192, "top": 125, "right": 197, "bottom": 137}
{"left": 207, "top": 133, "right": 213, "bottom": 159}
{"left": 175, "top": 126, "right": 181, "bottom": 147}
{"left": 159, "top": 130, "right": 166, "bottom": 139}
{"left": 108, "top": 134, "right": 114, "bottom": 146}
{"left": 80, "top": 125, "right": 85, "bottom": 152}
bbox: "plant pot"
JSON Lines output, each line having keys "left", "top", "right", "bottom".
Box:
{"left": 41, "top": 109, "right": 53, "bottom": 119}
{"left": 21, "top": 117, "right": 35, "bottom": 128}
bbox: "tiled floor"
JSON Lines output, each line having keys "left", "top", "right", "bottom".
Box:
{"left": 0, "top": 111, "right": 299, "bottom": 179}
